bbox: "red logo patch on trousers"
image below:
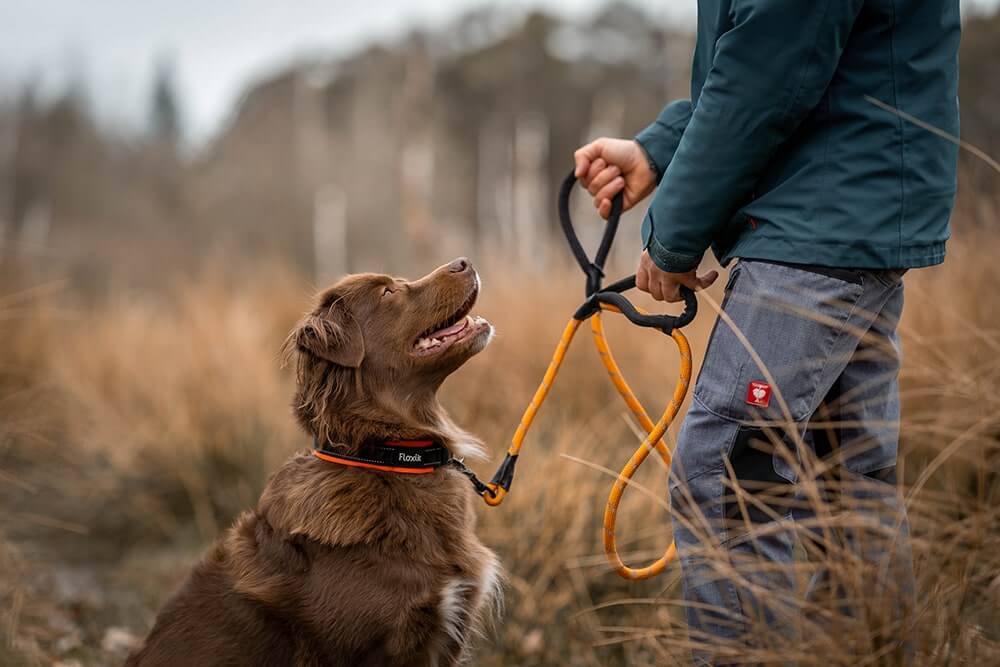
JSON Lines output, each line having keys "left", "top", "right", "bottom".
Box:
{"left": 746, "top": 381, "right": 772, "bottom": 408}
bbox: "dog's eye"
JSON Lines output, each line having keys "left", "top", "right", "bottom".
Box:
{"left": 382, "top": 287, "right": 395, "bottom": 297}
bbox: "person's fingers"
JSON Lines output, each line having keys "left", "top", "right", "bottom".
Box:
{"left": 598, "top": 199, "right": 613, "bottom": 220}
{"left": 593, "top": 176, "right": 625, "bottom": 208}
{"left": 574, "top": 140, "right": 603, "bottom": 178}
{"left": 586, "top": 165, "right": 620, "bottom": 196}
{"left": 648, "top": 275, "right": 666, "bottom": 302}
{"left": 585, "top": 158, "right": 607, "bottom": 186}
{"left": 643, "top": 265, "right": 721, "bottom": 303}
{"left": 636, "top": 261, "right": 650, "bottom": 294}
{"left": 621, "top": 191, "right": 635, "bottom": 211}
{"left": 663, "top": 277, "right": 683, "bottom": 303}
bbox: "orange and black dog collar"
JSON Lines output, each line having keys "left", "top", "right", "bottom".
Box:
{"left": 312, "top": 437, "right": 450, "bottom": 475}
{"left": 312, "top": 437, "right": 499, "bottom": 499}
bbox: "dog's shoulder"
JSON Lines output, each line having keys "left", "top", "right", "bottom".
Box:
{"left": 126, "top": 514, "right": 314, "bottom": 666}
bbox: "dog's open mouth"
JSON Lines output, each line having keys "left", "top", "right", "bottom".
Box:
{"left": 413, "top": 284, "right": 491, "bottom": 357}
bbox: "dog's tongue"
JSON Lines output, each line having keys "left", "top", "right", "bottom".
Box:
{"left": 433, "top": 316, "right": 469, "bottom": 337}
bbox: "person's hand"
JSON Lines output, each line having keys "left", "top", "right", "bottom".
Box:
{"left": 574, "top": 138, "right": 656, "bottom": 219}
{"left": 636, "top": 251, "right": 719, "bottom": 303}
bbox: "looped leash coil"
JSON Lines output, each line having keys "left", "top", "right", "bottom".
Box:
{"left": 471, "top": 170, "right": 697, "bottom": 580}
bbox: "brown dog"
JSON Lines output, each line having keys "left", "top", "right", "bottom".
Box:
{"left": 127, "top": 258, "right": 501, "bottom": 667}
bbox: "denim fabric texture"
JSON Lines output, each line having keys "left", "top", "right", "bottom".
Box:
{"left": 670, "top": 260, "right": 914, "bottom": 665}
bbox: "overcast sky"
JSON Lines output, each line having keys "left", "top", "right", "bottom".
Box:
{"left": 0, "top": 1, "right": 994, "bottom": 144}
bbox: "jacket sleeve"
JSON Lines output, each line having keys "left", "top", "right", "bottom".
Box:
{"left": 634, "top": 100, "right": 693, "bottom": 182}
{"left": 642, "top": 0, "right": 865, "bottom": 273}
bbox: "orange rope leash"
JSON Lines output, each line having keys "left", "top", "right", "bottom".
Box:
{"left": 480, "top": 303, "right": 692, "bottom": 580}
{"left": 471, "top": 169, "right": 696, "bottom": 580}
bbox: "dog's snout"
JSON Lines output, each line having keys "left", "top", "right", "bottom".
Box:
{"left": 448, "top": 257, "right": 471, "bottom": 274}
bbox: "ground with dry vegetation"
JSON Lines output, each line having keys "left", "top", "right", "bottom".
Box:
{"left": 0, "top": 225, "right": 998, "bottom": 666}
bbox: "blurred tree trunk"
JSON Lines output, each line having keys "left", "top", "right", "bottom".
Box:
{"left": 476, "top": 114, "right": 514, "bottom": 261}
{"left": 313, "top": 184, "right": 347, "bottom": 285}
{"left": 295, "top": 66, "right": 337, "bottom": 278}
{"left": 398, "top": 39, "right": 437, "bottom": 261}
{"left": 0, "top": 108, "right": 15, "bottom": 264}
{"left": 513, "top": 112, "right": 549, "bottom": 271}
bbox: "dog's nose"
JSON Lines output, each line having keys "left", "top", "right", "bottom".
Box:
{"left": 448, "top": 257, "right": 471, "bottom": 273}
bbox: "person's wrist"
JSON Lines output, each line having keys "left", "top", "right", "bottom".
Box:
{"left": 633, "top": 139, "right": 660, "bottom": 182}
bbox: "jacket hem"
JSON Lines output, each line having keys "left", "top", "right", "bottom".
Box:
{"left": 719, "top": 235, "right": 947, "bottom": 270}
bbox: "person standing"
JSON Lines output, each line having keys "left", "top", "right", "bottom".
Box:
{"left": 574, "top": 1, "right": 960, "bottom": 663}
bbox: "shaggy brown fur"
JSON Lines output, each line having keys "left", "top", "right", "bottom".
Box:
{"left": 127, "top": 258, "right": 501, "bottom": 667}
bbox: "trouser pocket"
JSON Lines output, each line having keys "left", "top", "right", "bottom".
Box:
{"left": 867, "top": 268, "right": 908, "bottom": 289}
{"left": 692, "top": 260, "right": 864, "bottom": 425}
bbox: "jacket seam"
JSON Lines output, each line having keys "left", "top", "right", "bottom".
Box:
{"left": 779, "top": 0, "right": 832, "bottom": 128}
{"left": 729, "top": 234, "right": 946, "bottom": 252}
{"left": 817, "top": 92, "right": 833, "bottom": 229}
{"left": 888, "top": 0, "right": 905, "bottom": 266}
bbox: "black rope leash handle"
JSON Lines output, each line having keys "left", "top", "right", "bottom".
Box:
{"left": 558, "top": 170, "right": 698, "bottom": 333}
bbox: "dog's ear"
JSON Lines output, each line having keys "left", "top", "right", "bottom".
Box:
{"left": 292, "top": 304, "right": 365, "bottom": 368}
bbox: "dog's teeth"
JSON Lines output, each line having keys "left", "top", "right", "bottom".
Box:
{"left": 416, "top": 337, "right": 444, "bottom": 351}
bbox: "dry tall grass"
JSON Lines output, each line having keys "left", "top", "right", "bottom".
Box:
{"left": 0, "top": 231, "right": 998, "bottom": 665}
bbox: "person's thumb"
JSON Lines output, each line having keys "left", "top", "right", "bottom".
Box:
{"left": 696, "top": 270, "right": 720, "bottom": 290}
{"left": 678, "top": 270, "right": 719, "bottom": 293}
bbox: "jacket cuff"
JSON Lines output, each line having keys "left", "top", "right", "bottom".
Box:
{"left": 647, "top": 236, "right": 702, "bottom": 273}
{"left": 634, "top": 139, "right": 660, "bottom": 181}
{"left": 634, "top": 100, "right": 693, "bottom": 184}
{"left": 642, "top": 212, "right": 702, "bottom": 273}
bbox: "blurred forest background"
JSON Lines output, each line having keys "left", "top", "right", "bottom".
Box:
{"left": 2, "top": 4, "right": 998, "bottom": 285}
{"left": 1, "top": 4, "right": 700, "bottom": 289}
{"left": 2, "top": 3, "right": 1000, "bottom": 666}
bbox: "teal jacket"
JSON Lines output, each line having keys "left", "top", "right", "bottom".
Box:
{"left": 635, "top": 0, "right": 961, "bottom": 272}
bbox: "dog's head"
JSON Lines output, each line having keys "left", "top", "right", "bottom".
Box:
{"left": 284, "top": 258, "right": 493, "bottom": 443}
